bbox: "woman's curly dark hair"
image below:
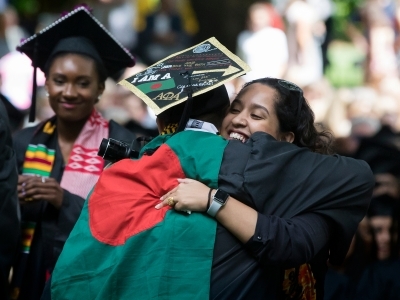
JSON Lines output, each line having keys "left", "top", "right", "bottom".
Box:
{"left": 241, "top": 78, "right": 334, "bottom": 155}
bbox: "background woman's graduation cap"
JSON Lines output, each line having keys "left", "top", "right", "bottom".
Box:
{"left": 17, "top": 6, "right": 136, "bottom": 122}
{"left": 354, "top": 125, "right": 400, "bottom": 177}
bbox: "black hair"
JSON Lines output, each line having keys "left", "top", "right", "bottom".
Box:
{"left": 240, "top": 78, "right": 334, "bottom": 154}
{"left": 157, "top": 85, "right": 231, "bottom": 131}
{"left": 158, "top": 100, "right": 229, "bottom": 130}
{"left": 368, "top": 195, "right": 400, "bottom": 261}
{"left": 44, "top": 52, "right": 108, "bottom": 84}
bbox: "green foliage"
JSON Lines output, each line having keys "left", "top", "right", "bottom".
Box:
{"left": 9, "top": 0, "right": 40, "bottom": 15}
{"left": 332, "top": 0, "right": 365, "bottom": 40}
{"left": 325, "top": 41, "right": 365, "bottom": 87}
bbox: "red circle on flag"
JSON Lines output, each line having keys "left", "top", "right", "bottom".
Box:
{"left": 151, "top": 83, "right": 162, "bottom": 90}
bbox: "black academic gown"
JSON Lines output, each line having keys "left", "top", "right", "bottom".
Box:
{"left": 355, "top": 259, "right": 400, "bottom": 300}
{"left": 211, "top": 132, "right": 374, "bottom": 299}
{"left": 12, "top": 120, "right": 135, "bottom": 300}
{"left": 0, "top": 101, "right": 20, "bottom": 300}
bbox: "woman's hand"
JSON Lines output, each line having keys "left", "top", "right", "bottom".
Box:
{"left": 156, "top": 178, "right": 211, "bottom": 212}
{"left": 158, "top": 178, "right": 258, "bottom": 243}
{"left": 17, "top": 175, "right": 64, "bottom": 209}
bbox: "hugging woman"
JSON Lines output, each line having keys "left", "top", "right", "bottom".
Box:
{"left": 52, "top": 78, "right": 374, "bottom": 300}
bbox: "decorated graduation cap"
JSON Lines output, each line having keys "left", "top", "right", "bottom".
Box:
{"left": 17, "top": 6, "right": 136, "bottom": 122}
{"left": 119, "top": 37, "right": 250, "bottom": 131}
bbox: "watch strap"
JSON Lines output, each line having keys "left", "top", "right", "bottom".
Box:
{"left": 207, "top": 199, "right": 222, "bottom": 217}
{"left": 207, "top": 189, "right": 229, "bottom": 217}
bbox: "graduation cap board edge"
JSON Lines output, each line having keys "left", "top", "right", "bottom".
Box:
{"left": 16, "top": 6, "right": 136, "bottom": 122}
{"left": 119, "top": 37, "right": 251, "bottom": 116}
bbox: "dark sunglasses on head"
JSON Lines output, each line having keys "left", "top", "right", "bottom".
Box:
{"left": 273, "top": 79, "right": 304, "bottom": 123}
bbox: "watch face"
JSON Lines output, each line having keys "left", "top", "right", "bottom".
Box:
{"left": 214, "top": 189, "right": 229, "bottom": 204}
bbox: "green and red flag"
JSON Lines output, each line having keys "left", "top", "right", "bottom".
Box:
{"left": 51, "top": 130, "right": 374, "bottom": 299}
{"left": 51, "top": 131, "right": 228, "bottom": 299}
{"left": 136, "top": 78, "right": 176, "bottom": 94}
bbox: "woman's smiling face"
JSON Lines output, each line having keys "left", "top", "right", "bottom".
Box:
{"left": 45, "top": 53, "right": 104, "bottom": 123}
{"left": 221, "top": 83, "right": 288, "bottom": 143}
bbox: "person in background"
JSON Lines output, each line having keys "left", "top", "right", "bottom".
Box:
{"left": 284, "top": 0, "right": 324, "bottom": 87}
{"left": 136, "top": 0, "right": 193, "bottom": 65}
{"left": 0, "top": 100, "right": 20, "bottom": 300}
{"left": 107, "top": 0, "right": 138, "bottom": 52}
{"left": 10, "top": 6, "right": 136, "bottom": 300}
{"left": 354, "top": 196, "right": 400, "bottom": 300}
{"left": 367, "top": 196, "right": 398, "bottom": 262}
{"left": 0, "top": 91, "right": 25, "bottom": 132}
{"left": 236, "top": 2, "right": 288, "bottom": 85}
{"left": 324, "top": 192, "right": 398, "bottom": 299}
{"left": 3, "top": 5, "right": 28, "bottom": 52}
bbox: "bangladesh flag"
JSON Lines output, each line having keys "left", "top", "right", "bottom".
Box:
{"left": 51, "top": 131, "right": 228, "bottom": 299}
{"left": 136, "top": 78, "right": 176, "bottom": 94}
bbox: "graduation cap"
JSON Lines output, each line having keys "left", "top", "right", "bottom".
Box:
{"left": 119, "top": 37, "right": 250, "bottom": 132}
{"left": 17, "top": 6, "right": 136, "bottom": 122}
{"left": 368, "top": 194, "right": 397, "bottom": 218}
{"left": 354, "top": 125, "right": 400, "bottom": 177}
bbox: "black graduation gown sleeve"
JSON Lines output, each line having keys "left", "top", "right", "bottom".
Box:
{"left": 0, "top": 101, "right": 19, "bottom": 299}
{"left": 211, "top": 132, "right": 374, "bottom": 299}
{"left": 244, "top": 212, "right": 332, "bottom": 266}
{"left": 354, "top": 259, "right": 400, "bottom": 300}
{"left": 218, "top": 132, "right": 374, "bottom": 265}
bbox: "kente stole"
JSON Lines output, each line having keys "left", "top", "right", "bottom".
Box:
{"left": 22, "top": 109, "right": 109, "bottom": 199}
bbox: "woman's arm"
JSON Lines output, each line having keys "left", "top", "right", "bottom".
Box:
{"left": 245, "top": 212, "right": 331, "bottom": 266}
{"left": 213, "top": 194, "right": 257, "bottom": 243}
{"left": 158, "top": 178, "right": 331, "bottom": 266}
{"left": 158, "top": 178, "right": 257, "bottom": 242}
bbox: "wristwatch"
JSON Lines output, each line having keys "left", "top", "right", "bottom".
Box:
{"left": 207, "top": 189, "right": 230, "bottom": 217}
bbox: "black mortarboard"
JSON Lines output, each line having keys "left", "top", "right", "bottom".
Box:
{"left": 17, "top": 6, "right": 136, "bottom": 122}
{"left": 367, "top": 194, "right": 397, "bottom": 218}
{"left": 186, "top": 84, "right": 229, "bottom": 118}
{"left": 354, "top": 126, "right": 400, "bottom": 177}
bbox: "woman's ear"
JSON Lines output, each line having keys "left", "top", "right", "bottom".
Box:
{"left": 281, "top": 132, "right": 295, "bottom": 143}
{"left": 98, "top": 81, "right": 105, "bottom": 96}
{"left": 156, "top": 117, "right": 165, "bottom": 134}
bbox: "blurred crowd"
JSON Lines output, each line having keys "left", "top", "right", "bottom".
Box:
{"left": 1, "top": 0, "right": 400, "bottom": 298}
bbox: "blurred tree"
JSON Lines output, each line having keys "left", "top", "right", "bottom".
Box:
{"left": 10, "top": 0, "right": 72, "bottom": 34}
{"left": 191, "top": 0, "right": 254, "bottom": 52}
{"left": 332, "top": 0, "right": 365, "bottom": 40}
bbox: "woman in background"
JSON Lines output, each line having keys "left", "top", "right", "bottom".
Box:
{"left": 11, "top": 7, "right": 136, "bottom": 300}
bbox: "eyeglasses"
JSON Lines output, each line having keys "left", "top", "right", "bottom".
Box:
{"left": 275, "top": 79, "right": 303, "bottom": 123}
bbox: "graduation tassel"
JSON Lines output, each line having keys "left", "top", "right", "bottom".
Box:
{"left": 29, "top": 39, "right": 38, "bottom": 123}
{"left": 176, "top": 71, "right": 194, "bottom": 133}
